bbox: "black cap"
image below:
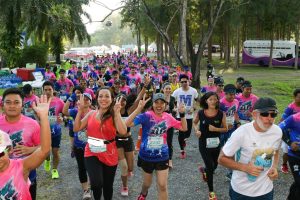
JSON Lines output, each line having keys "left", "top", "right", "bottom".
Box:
{"left": 253, "top": 97, "right": 278, "bottom": 112}
{"left": 153, "top": 93, "right": 166, "bottom": 103}
{"left": 236, "top": 77, "right": 244, "bottom": 83}
{"left": 224, "top": 84, "right": 236, "bottom": 94}
{"left": 59, "top": 69, "right": 66, "bottom": 73}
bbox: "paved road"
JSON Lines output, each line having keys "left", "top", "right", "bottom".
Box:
{"left": 37, "top": 126, "right": 292, "bottom": 200}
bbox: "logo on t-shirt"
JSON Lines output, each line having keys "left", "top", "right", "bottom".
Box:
{"left": 239, "top": 101, "right": 252, "bottom": 113}
{"left": 0, "top": 179, "right": 18, "bottom": 199}
{"left": 179, "top": 95, "right": 192, "bottom": 106}
{"left": 9, "top": 130, "right": 23, "bottom": 147}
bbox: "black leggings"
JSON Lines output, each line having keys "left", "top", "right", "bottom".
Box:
{"left": 74, "top": 146, "right": 88, "bottom": 183}
{"left": 167, "top": 127, "right": 174, "bottom": 160}
{"left": 178, "top": 119, "right": 193, "bottom": 150}
{"left": 29, "top": 179, "right": 36, "bottom": 200}
{"left": 85, "top": 156, "right": 117, "bottom": 200}
{"left": 199, "top": 141, "right": 220, "bottom": 192}
{"left": 288, "top": 156, "right": 300, "bottom": 200}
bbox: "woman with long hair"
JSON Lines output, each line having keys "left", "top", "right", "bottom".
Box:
{"left": 73, "top": 87, "right": 127, "bottom": 200}
{"left": 193, "top": 92, "right": 228, "bottom": 200}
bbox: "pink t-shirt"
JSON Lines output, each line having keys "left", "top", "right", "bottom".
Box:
{"left": 127, "top": 74, "right": 142, "bottom": 89}
{"left": 120, "top": 85, "right": 131, "bottom": 95}
{"left": 23, "top": 95, "right": 39, "bottom": 119}
{"left": 217, "top": 91, "right": 225, "bottom": 99}
{"left": 220, "top": 98, "right": 239, "bottom": 118}
{"left": 0, "top": 115, "right": 40, "bottom": 159}
{"left": 236, "top": 93, "right": 258, "bottom": 121}
{"left": 0, "top": 159, "right": 31, "bottom": 200}
{"left": 44, "top": 71, "right": 56, "bottom": 81}
{"left": 56, "top": 78, "right": 74, "bottom": 93}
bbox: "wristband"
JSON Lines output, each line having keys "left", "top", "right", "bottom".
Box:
{"left": 179, "top": 113, "right": 185, "bottom": 118}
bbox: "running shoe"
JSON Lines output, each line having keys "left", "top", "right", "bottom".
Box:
{"left": 82, "top": 189, "right": 92, "bottom": 200}
{"left": 209, "top": 192, "right": 217, "bottom": 200}
{"left": 137, "top": 193, "right": 147, "bottom": 200}
{"left": 281, "top": 164, "right": 289, "bottom": 174}
{"left": 180, "top": 151, "right": 186, "bottom": 159}
{"left": 44, "top": 159, "right": 51, "bottom": 172}
{"left": 121, "top": 186, "right": 129, "bottom": 196}
{"left": 51, "top": 169, "right": 60, "bottom": 179}
{"left": 199, "top": 166, "right": 208, "bottom": 182}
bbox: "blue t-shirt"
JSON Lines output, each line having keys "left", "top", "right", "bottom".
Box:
{"left": 279, "top": 112, "right": 300, "bottom": 159}
{"left": 69, "top": 108, "right": 87, "bottom": 148}
{"left": 133, "top": 111, "right": 181, "bottom": 162}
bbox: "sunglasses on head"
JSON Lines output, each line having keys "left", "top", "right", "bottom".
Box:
{"left": 260, "top": 112, "right": 278, "bottom": 118}
{"left": 0, "top": 148, "right": 8, "bottom": 158}
{"left": 181, "top": 81, "right": 188, "bottom": 83}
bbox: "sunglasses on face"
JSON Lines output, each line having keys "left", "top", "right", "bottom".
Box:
{"left": 260, "top": 112, "right": 278, "bottom": 118}
{"left": 181, "top": 81, "right": 188, "bottom": 83}
{"left": 218, "top": 85, "right": 224, "bottom": 87}
{"left": 0, "top": 148, "right": 8, "bottom": 158}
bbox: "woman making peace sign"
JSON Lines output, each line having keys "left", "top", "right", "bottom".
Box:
{"left": 74, "top": 87, "right": 127, "bottom": 200}
{"left": 126, "top": 93, "right": 187, "bottom": 200}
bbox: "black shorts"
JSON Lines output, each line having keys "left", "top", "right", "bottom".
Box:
{"left": 116, "top": 135, "right": 134, "bottom": 152}
{"left": 137, "top": 157, "right": 169, "bottom": 174}
{"left": 51, "top": 134, "right": 62, "bottom": 148}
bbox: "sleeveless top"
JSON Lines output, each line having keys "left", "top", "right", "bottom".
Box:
{"left": 0, "top": 159, "right": 31, "bottom": 200}
{"left": 198, "top": 109, "right": 224, "bottom": 145}
{"left": 85, "top": 111, "right": 118, "bottom": 166}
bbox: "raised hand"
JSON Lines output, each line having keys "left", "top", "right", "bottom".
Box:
{"left": 137, "top": 94, "right": 151, "bottom": 110}
{"left": 114, "top": 96, "right": 123, "bottom": 113}
{"left": 32, "top": 95, "right": 50, "bottom": 118}
{"left": 77, "top": 94, "right": 85, "bottom": 111}
{"left": 178, "top": 102, "right": 186, "bottom": 114}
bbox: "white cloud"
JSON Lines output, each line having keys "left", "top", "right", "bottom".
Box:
{"left": 82, "top": 0, "right": 123, "bottom": 34}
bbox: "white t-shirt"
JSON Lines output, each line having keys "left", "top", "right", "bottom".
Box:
{"left": 222, "top": 121, "right": 282, "bottom": 197}
{"left": 172, "top": 87, "right": 199, "bottom": 119}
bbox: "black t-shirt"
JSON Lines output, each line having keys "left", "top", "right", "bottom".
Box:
{"left": 198, "top": 109, "right": 223, "bottom": 143}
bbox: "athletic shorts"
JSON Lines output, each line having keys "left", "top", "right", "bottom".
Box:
{"left": 51, "top": 134, "right": 62, "bottom": 148}
{"left": 116, "top": 135, "right": 134, "bottom": 152}
{"left": 137, "top": 157, "right": 169, "bottom": 174}
{"left": 281, "top": 142, "right": 288, "bottom": 153}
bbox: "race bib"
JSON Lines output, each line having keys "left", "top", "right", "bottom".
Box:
{"left": 206, "top": 137, "right": 220, "bottom": 148}
{"left": 77, "top": 130, "right": 88, "bottom": 143}
{"left": 226, "top": 116, "right": 234, "bottom": 126}
{"left": 148, "top": 136, "right": 163, "bottom": 149}
{"left": 88, "top": 137, "right": 106, "bottom": 153}
{"left": 49, "top": 116, "right": 57, "bottom": 125}
{"left": 60, "top": 95, "right": 67, "bottom": 101}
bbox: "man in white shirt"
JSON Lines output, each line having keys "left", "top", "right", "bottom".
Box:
{"left": 218, "top": 97, "right": 282, "bottom": 199}
{"left": 172, "top": 74, "right": 199, "bottom": 159}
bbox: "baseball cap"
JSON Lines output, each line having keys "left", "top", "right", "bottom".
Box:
{"left": 224, "top": 84, "right": 236, "bottom": 94}
{"left": 153, "top": 93, "right": 166, "bottom": 103}
{"left": 242, "top": 80, "right": 252, "bottom": 88}
{"left": 236, "top": 77, "right": 244, "bottom": 84}
{"left": 83, "top": 93, "right": 92, "bottom": 101}
{"left": 253, "top": 97, "right": 278, "bottom": 112}
{"left": 0, "top": 130, "right": 12, "bottom": 153}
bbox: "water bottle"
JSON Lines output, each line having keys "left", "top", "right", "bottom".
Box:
{"left": 247, "top": 153, "right": 266, "bottom": 182}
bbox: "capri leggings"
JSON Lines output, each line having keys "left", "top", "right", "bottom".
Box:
{"left": 85, "top": 156, "right": 117, "bottom": 200}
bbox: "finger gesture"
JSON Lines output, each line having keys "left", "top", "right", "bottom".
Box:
{"left": 178, "top": 102, "right": 186, "bottom": 114}
{"left": 33, "top": 95, "right": 51, "bottom": 118}
{"left": 114, "top": 96, "right": 123, "bottom": 113}
{"left": 78, "top": 94, "right": 85, "bottom": 111}
{"left": 138, "top": 94, "right": 151, "bottom": 110}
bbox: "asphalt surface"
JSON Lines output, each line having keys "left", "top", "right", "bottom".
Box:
{"left": 37, "top": 126, "right": 293, "bottom": 200}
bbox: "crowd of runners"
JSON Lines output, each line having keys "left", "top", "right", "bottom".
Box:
{"left": 0, "top": 52, "right": 299, "bottom": 200}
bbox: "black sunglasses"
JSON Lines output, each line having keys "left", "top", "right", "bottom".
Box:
{"left": 181, "top": 81, "right": 188, "bottom": 83}
{"left": 218, "top": 84, "right": 224, "bottom": 87}
{"left": 260, "top": 112, "right": 278, "bottom": 118}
